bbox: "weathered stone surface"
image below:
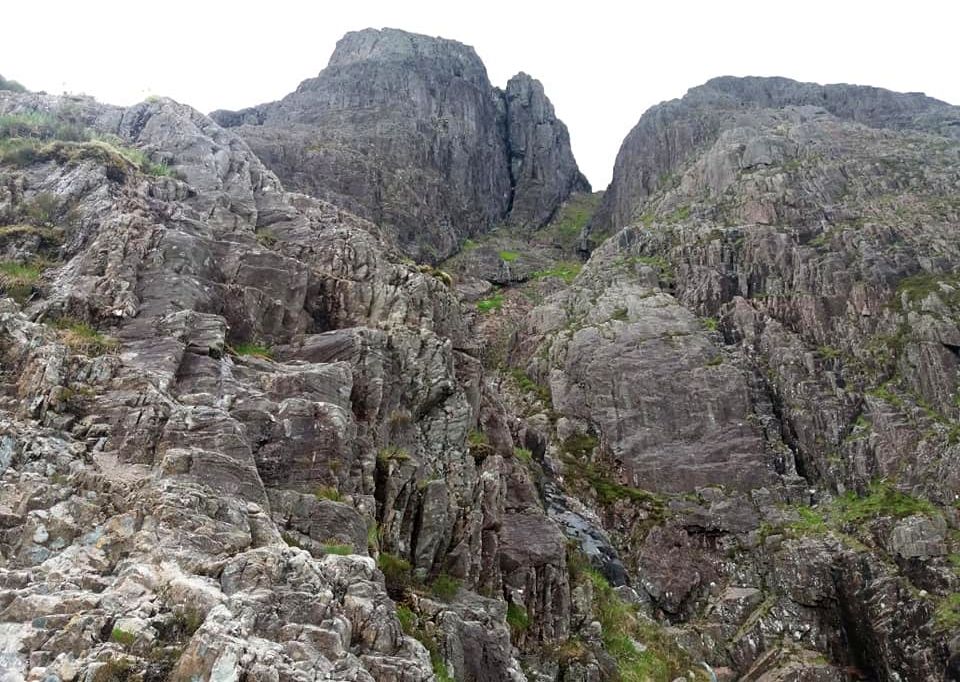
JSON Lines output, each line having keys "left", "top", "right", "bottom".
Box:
{"left": 591, "top": 75, "right": 960, "bottom": 239}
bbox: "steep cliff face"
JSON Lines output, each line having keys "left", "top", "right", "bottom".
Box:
{"left": 211, "top": 28, "right": 588, "bottom": 263}
{"left": 589, "top": 76, "right": 960, "bottom": 242}
{"left": 2, "top": 60, "right": 960, "bottom": 682}
{"left": 0, "top": 89, "right": 585, "bottom": 682}
{"left": 510, "top": 80, "right": 960, "bottom": 681}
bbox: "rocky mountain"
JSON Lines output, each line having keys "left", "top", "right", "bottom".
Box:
{"left": 587, "top": 76, "right": 960, "bottom": 242}
{"left": 211, "top": 28, "right": 589, "bottom": 263}
{"left": 0, "top": 53, "right": 958, "bottom": 682}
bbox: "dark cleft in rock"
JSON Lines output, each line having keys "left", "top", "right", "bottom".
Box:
{"left": 211, "top": 28, "right": 588, "bottom": 263}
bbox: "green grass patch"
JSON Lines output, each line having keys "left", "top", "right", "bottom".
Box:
{"left": 782, "top": 480, "right": 937, "bottom": 539}
{"left": 532, "top": 261, "right": 583, "bottom": 284}
{"left": 508, "top": 367, "right": 551, "bottom": 403}
{"left": 817, "top": 345, "right": 842, "bottom": 360}
{"left": 51, "top": 318, "right": 118, "bottom": 356}
{"left": 0, "top": 260, "right": 45, "bottom": 302}
{"left": 513, "top": 447, "right": 533, "bottom": 464}
{"left": 934, "top": 593, "right": 960, "bottom": 632}
{"left": 833, "top": 480, "right": 935, "bottom": 522}
{"left": 506, "top": 602, "right": 530, "bottom": 635}
{"left": 377, "top": 446, "right": 411, "bottom": 463}
{"left": 322, "top": 544, "right": 353, "bottom": 556}
{"left": 468, "top": 430, "right": 488, "bottom": 447}
{"left": 378, "top": 552, "right": 413, "bottom": 599}
{"left": 536, "top": 192, "right": 602, "bottom": 251}
{"left": 314, "top": 486, "right": 341, "bottom": 502}
{"left": 867, "top": 383, "right": 904, "bottom": 408}
{"left": 582, "top": 568, "right": 697, "bottom": 681}
{"left": 667, "top": 205, "right": 691, "bottom": 223}
{"left": 895, "top": 272, "right": 960, "bottom": 309}
{"left": 476, "top": 292, "right": 505, "bottom": 313}
{"left": 498, "top": 250, "right": 520, "bottom": 262}
{"left": 396, "top": 605, "right": 416, "bottom": 636}
{"left": 230, "top": 342, "right": 273, "bottom": 359}
{"left": 701, "top": 317, "right": 718, "bottom": 332}
{"left": 561, "top": 433, "right": 598, "bottom": 458}
{"left": 0, "top": 112, "right": 178, "bottom": 178}
{"left": 788, "top": 506, "right": 828, "bottom": 534}
{"left": 110, "top": 627, "right": 136, "bottom": 647}
{"left": 429, "top": 573, "right": 461, "bottom": 602}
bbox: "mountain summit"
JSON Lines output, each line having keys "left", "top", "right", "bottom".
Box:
{"left": 212, "top": 28, "right": 589, "bottom": 262}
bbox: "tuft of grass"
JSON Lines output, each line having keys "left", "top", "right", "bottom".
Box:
{"left": 396, "top": 604, "right": 416, "bottom": 636}
{"left": 788, "top": 506, "right": 828, "bottom": 534}
{"left": 0, "top": 112, "right": 87, "bottom": 143}
{"left": 513, "top": 447, "right": 533, "bottom": 464}
{"left": 476, "top": 292, "right": 505, "bottom": 313}
{"left": 535, "top": 192, "right": 602, "bottom": 251}
{"left": 867, "top": 383, "right": 904, "bottom": 408}
{"left": 0, "top": 260, "right": 45, "bottom": 302}
{"left": 281, "top": 531, "right": 307, "bottom": 549}
{"left": 322, "top": 544, "right": 353, "bottom": 556}
{"left": 467, "top": 429, "right": 493, "bottom": 459}
{"left": 314, "top": 486, "right": 341, "bottom": 502}
{"left": 172, "top": 607, "right": 204, "bottom": 637}
{"left": 430, "top": 573, "right": 461, "bottom": 602}
{"left": 0, "top": 112, "right": 178, "bottom": 179}
{"left": 817, "top": 345, "right": 842, "bottom": 360}
{"left": 933, "top": 593, "right": 960, "bottom": 632}
{"left": 833, "top": 480, "right": 935, "bottom": 522}
{"left": 508, "top": 367, "right": 551, "bottom": 403}
{"left": 431, "top": 649, "right": 454, "bottom": 682}
{"left": 230, "top": 342, "right": 273, "bottom": 359}
{"left": 561, "top": 433, "right": 598, "bottom": 458}
{"left": 704, "top": 354, "right": 723, "bottom": 367}
{"left": 506, "top": 602, "right": 530, "bottom": 635}
{"left": 701, "top": 317, "right": 718, "bottom": 332}
{"left": 377, "top": 446, "right": 411, "bottom": 463}
{"left": 895, "top": 272, "right": 960, "bottom": 309}
{"left": 255, "top": 229, "right": 277, "bottom": 248}
{"left": 418, "top": 264, "right": 454, "bottom": 287}
{"left": 467, "top": 429, "right": 488, "bottom": 447}
{"left": 51, "top": 318, "right": 118, "bottom": 356}
{"left": 532, "top": 261, "right": 583, "bottom": 284}
{"left": 582, "top": 567, "right": 695, "bottom": 681}
{"left": 378, "top": 552, "right": 413, "bottom": 599}
{"left": 110, "top": 627, "right": 136, "bottom": 647}
{"left": 498, "top": 250, "right": 520, "bottom": 262}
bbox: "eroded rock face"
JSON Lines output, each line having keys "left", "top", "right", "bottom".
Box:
{"left": 590, "top": 75, "right": 960, "bottom": 240}
{"left": 211, "top": 28, "right": 588, "bottom": 262}
{"left": 0, "top": 90, "right": 570, "bottom": 681}
{"left": 511, "top": 78, "right": 960, "bottom": 680}
{"left": 3, "top": 66, "right": 960, "bottom": 682}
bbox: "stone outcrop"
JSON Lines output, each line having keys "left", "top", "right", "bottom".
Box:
{"left": 0, "top": 89, "right": 579, "bottom": 681}
{"left": 2, "top": 55, "right": 959, "bottom": 682}
{"left": 589, "top": 75, "right": 960, "bottom": 241}
{"left": 507, "top": 77, "right": 960, "bottom": 681}
{"left": 211, "top": 28, "right": 588, "bottom": 263}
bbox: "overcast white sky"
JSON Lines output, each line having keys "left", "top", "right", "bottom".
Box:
{"left": 2, "top": 1, "right": 958, "bottom": 188}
